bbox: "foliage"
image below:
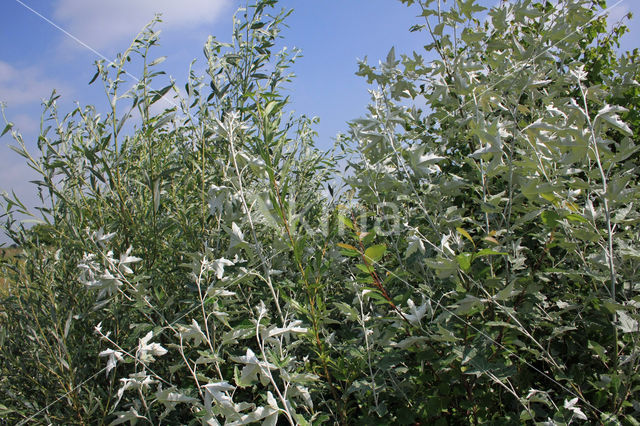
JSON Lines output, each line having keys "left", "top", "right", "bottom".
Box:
{"left": 1, "top": 0, "right": 639, "bottom": 424}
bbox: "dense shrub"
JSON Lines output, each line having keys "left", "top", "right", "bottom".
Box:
{"left": 1, "top": 0, "right": 639, "bottom": 424}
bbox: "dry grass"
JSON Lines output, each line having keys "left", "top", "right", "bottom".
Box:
{"left": 0, "top": 247, "right": 22, "bottom": 294}
{"left": 1, "top": 247, "right": 22, "bottom": 257}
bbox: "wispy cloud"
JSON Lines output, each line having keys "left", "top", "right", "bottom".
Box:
{"left": 0, "top": 61, "right": 72, "bottom": 107}
{"left": 52, "top": 0, "right": 232, "bottom": 51}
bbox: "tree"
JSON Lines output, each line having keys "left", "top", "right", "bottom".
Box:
{"left": 341, "top": 0, "right": 640, "bottom": 422}
{"left": 1, "top": 0, "right": 639, "bottom": 424}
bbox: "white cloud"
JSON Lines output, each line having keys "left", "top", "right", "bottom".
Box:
{"left": 53, "top": 0, "right": 232, "bottom": 51}
{"left": 0, "top": 61, "right": 71, "bottom": 107}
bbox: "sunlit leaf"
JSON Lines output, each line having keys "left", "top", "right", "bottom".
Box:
{"left": 364, "top": 244, "right": 386, "bottom": 263}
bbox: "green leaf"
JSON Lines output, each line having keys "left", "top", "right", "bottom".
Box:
{"left": 455, "top": 295, "right": 484, "bottom": 315}
{"left": 149, "top": 56, "right": 167, "bottom": 67}
{"left": 602, "top": 300, "right": 626, "bottom": 314}
{"left": 294, "top": 413, "right": 310, "bottom": 426}
{"left": 572, "top": 229, "right": 600, "bottom": 242}
{"left": 263, "top": 100, "right": 279, "bottom": 117}
{"left": 150, "top": 84, "right": 172, "bottom": 104}
{"left": 456, "top": 252, "right": 472, "bottom": 272}
{"left": 457, "top": 0, "right": 486, "bottom": 20}
{"left": 337, "top": 243, "right": 360, "bottom": 258}
{"left": 588, "top": 340, "right": 609, "bottom": 362}
{"left": 475, "top": 249, "right": 507, "bottom": 257}
{"left": 457, "top": 227, "right": 475, "bottom": 247}
{"left": 386, "top": 46, "right": 396, "bottom": 65}
{"left": 486, "top": 320, "right": 519, "bottom": 330}
{"left": 355, "top": 263, "right": 373, "bottom": 274}
{"left": 595, "top": 104, "right": 633, "bottom": 136}
{"left": 433, "top": 22, "right": 445, "bottom": 36}
{"left": 425, "top": 258, "right": 458, "bottom": 278}
{"left": 617, "top": 311, "right": 638, "bottom": 333}
{"left": 541, "top": 210, "right": 560, "bottom": 227}
{"left": 625, "top": 415, "right": 640, "bottom": 426}
{"left": 364, "top": 244, "right": 386, "bottom": 263}
{"left": 461, "top": 27, "right": 484, "bottom": 44}
{"left": 359, "top": 230, "right": 376, "bottom": 246}
{"left": 362, "top": 288, "right": 388, "bottom": 303}
{"left": 88, "top": 70, "right": 100, "bottom": 84}
{"left": 565, "top": 213, "right": 588, "bottom": 223}
{"left": 494, "top": 282, "right": 516, "bottom": 301}
{"left": 334, "top": 302, "right": 359, "bottom": 320}
{"left": 540, "top": 193, "right": 559, "bottom": 204}
{"left": 1, "top": 122, "right": 13, "bottom": 137}
{"left": 431, "top": 324, "right": 460, "bottom": 342}
{"left": 337, "top": 214, "right": 355, "bottom": 230}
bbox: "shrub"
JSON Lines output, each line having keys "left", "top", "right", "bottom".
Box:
{"left": 1, "top": 0, "right": 639, "bottom": 424}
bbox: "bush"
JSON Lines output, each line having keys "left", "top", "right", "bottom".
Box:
{"left": 1, "top": 0, "right": 639, "bottom": 424}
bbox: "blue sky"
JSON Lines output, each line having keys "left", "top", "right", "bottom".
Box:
{"left": 0, "top": 0, "right": 639, "bottom": 242}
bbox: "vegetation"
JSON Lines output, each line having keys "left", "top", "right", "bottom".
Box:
{"left": 0, "top": 246, "right": 21, "bottom": 294}
{"left": 1, "top": 0, "right": 639, "bottom": 424}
